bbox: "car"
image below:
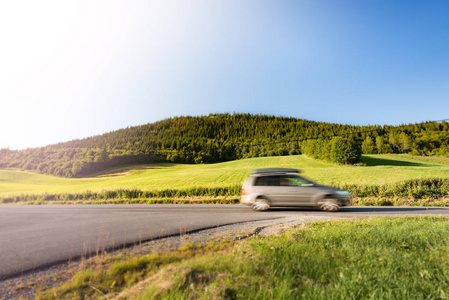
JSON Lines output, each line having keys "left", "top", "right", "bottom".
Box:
{"left": 241, "top": 168, "right": 351, "bottom": 211}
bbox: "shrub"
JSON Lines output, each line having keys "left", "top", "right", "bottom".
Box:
{"left": 330, "top": 137, "right": 362, "bottom": 164}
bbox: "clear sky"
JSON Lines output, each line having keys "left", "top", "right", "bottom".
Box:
{"left": 1, "top": 0, "right": 448, "bottom": 150}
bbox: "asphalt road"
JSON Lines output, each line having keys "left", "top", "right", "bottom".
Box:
{"left": 1, "top": 204, "right": 449, "bottom": 280}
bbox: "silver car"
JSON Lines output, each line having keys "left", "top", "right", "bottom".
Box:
{"left": 241, "top": 168, "right": 351, "bottom": 211}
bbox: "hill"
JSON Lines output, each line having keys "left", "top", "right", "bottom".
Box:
{"left": 0, "top": 113, "right": 448, "bottom": 177}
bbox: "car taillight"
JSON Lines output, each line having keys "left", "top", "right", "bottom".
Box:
{"left": 241, "top": 187, "right": 248, "bottom": 195}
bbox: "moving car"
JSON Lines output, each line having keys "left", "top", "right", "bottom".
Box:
{"left": 241, "top": 168, "right": 351, "bottom": 211}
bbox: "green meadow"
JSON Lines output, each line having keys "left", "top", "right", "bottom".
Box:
{"left": 1, "top": 154, "right": 449, "bottom": 198}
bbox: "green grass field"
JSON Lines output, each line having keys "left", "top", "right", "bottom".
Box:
{"left": 1, "top": 154, "right": 449, "bottom": 197}
{"left": 39, "top": 217, "right": 449, "bottom": 299}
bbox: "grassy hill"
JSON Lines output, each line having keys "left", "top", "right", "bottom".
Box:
{"left": 1, "top": 154, "right": 449, "bottom": 198}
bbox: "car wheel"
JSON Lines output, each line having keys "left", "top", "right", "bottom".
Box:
{"left": 318, "top": 198, "right": 340, "bottom": 212}
{"left": 252, "top": 198, "right": 270, "bottom": 211}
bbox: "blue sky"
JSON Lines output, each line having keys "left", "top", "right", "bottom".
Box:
{"left": 1, "top": 0, "right": 448, "bottom": 149}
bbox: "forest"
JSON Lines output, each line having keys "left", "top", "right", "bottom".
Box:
{"left": 0, "top": 113, "right": 448, "bottom": 177}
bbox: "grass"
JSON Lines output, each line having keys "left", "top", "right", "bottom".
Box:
{"left": 0, "top": 186, "right": 243, "bottom": 204}
{"left": 38, "top": 216, "right": 449, "bottom": 299}
{"left": 398, "top": 154, "right": 449, "bottom": 164}
{"left": 1, "top": 154, "right": 449, "bottom": 198}
{"left": 37, "top": 238, "right": 236, "bottom": 299}
{"left": 3, "top": 178, "right": 449, "bottom": 205}
{"left": 3, "top": 197, "right": 241, "bottom": 205}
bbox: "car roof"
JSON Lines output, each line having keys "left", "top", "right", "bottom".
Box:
{"left": 252, "top": 168, "right": 301, "bottom": 175}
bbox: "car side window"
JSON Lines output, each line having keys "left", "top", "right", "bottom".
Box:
{"left": 286, "top": 175, "right": 310, "bottom": 186}
{"left": 254, "top": 176, "right": 266, "bottom": 186}
{"left": 279, "top": 176, "right": 290, "bottom": 186}
{"left": 254, "top": 176, "right": 281, "bottom": 186}
{"left": 254, "top": 175, "right": 311, "bottom": 186}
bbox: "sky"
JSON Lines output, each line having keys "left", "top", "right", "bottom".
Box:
{"left": 1, "top": 0, "right": 449, "bottom": 150}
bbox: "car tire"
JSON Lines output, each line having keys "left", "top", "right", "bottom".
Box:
{"left": 252, "top": 197, "right": 270, "bottom": 211}
{"left": 317, "top": 198, "right": 340, "bottom": 212}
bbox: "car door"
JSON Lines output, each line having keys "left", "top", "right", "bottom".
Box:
{"left": 281, "top": 175, "right": 316, "bottom": 206}
{"left": 253, "top": 175, "right": 284, "bottom": 205}
{"left": 261, "top": 175, "right": 305, "bottom": 206}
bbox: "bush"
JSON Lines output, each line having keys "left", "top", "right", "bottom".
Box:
{"left": 301, "top": 139, "right": 332, "bottom": 160}
{"left": 340, "top": 178, "right": 449, "bottom": 199}
{"left": 330, "top": 137, "right": 362, "bottom": 164}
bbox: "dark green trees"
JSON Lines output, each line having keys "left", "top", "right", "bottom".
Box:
{"left": 361, "top": 136, "right": 375, "bottom": 154}
{"left": 0, "top": 114, "right": 447, "bottom": 177}
{"left": 301, "top": 137, "right": 362, "bottom": 165}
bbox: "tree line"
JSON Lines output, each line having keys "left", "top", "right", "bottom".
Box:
{"left": 0, "top": 113, "right": 447, "bottom": 177}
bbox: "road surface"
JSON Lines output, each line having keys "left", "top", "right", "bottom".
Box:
{"left": 1, "top": 204, "right": 449, "bottom": 280}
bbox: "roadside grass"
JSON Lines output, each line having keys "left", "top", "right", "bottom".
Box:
{"left": 0, "top": 185, "right": 242, "bottom": 204}
{"left": 2, "top": 197, "right": 241, "bottom": 205}
{"left": 2, "top": 177, "right": 449, "bottom": 205}
{"left": 2, "top": 177, "right": 448, "bottom": 205}
{"left": 341, "top": 178, "right": 449, "bottom": 200}
{"left": 1, "top": 154, "right": 449, "bottom": 199}
{"left": 38, "top": 217, "right": 449, "bottom": 299}
{"left": 37, "top": 239, "right": 236, "bottom": 300}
